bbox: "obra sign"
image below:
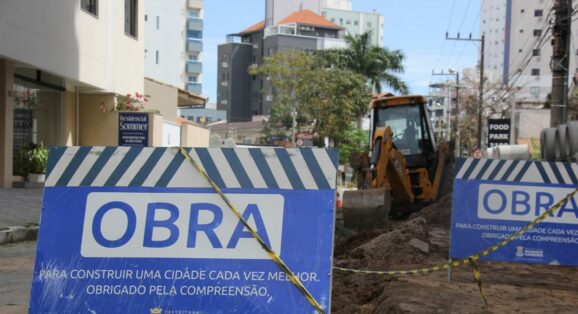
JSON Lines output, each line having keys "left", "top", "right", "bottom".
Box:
{"left": 30, "top": 146, "right": 337, "bottom": 313}
{"left": 451, "top": 158, "right": 578, "bottom": 265}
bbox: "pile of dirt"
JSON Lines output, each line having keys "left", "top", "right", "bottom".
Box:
{"left": 331, "top": 194, "right": 578, "bottom": 313}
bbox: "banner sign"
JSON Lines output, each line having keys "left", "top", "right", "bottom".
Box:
{"left": 451, "top": 158, "right": 578, "bottom": 266}
{"left": 487, "top": 118, "right": 511, "bottom": 147}
{"left": 119, "top": 112, "right": 149, "bottom": 146}
{"left": 30, "top": 147, "right": 337, "bottom": 313}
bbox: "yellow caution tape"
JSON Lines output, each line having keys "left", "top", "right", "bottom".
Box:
{"left": 178, "top": 148, "right": 325, "bottom": 314}
{"left": 334, "top": 188, "right": 578, "bottom": 276}
{"left": 469, "top": 258, "right": 487, "bottom": 306}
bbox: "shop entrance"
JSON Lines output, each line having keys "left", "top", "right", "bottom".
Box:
{"left": 12, "top": 78, "right": 64, "bottom": 176}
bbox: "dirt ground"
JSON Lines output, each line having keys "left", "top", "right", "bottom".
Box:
{"left": 332, "top": 195, "right": 578, "bottom": 313}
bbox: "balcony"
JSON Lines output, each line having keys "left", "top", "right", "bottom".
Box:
{"left": 187, "top": 61, "right": 203, "bottom": 73}
{"left": 187, "top": 40, "right": 203, "bottom": 52}
{"left": 186, "top": 82, "right": 202, "bottom": 95}
{"left": 188, "top": 18, "right": 203, "bottom": 31}
{"left": 188, "top": 0, "right": 203, "bottom": 8}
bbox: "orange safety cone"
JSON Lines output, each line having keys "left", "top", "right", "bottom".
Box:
{"left": 336, "top": 191, "right": 343, "bottom": 209}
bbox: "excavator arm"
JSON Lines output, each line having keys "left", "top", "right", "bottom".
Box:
{"left": 370, "top": 126, "right": 414, "bottom": 204}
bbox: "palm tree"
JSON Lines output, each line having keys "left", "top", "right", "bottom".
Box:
{"left": 317, "top": 32, "right": 409, "bottom": 94}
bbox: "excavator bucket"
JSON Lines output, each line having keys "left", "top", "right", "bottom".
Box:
{"left": 342, "top": 188, "right": 391, "bottom": 230}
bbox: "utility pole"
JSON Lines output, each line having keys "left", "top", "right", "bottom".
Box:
{"left": 432, "top": 70, "right": 461, "bottom": 157}
{"left": 446, "top": 33, "right": 485, "bottom": 149}
{"left": 550, "top": 0, "right": 572, "bottom": 127}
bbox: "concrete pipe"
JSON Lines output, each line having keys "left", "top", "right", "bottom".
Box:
{"left": 568, "top": 121, "right": 578, "bottom": 160}
{"left": 556, "top": 124, "right": 570, "bottom": 161}
{"left": 495, "top": 145, "right": 530, "bottom": 160}
{"left": 542, "top": 127, "right": 559, "bottom": 161}
{"left": 540, "top": 129, "right": 546, "bottom": 160}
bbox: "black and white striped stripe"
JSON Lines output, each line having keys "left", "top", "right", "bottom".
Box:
{"left": 45, "top": 147, "right": 338, "bottom": 190}
{"left": 456, "top": 158, "right": 578, "bottom": 184}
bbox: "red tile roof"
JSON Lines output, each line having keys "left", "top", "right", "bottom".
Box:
{"left": 238, "top": 20, "right": 266, "bottom": 35}
{"left": 277, "top": 9, "right": 341, "bottom": 29}
{"left": 237, "top": 9, "right": 341, "bottom": 35}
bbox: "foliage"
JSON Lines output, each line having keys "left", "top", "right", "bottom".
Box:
{"left": 16, "top": 143, "right": 48, "bottom": 176}
{"left": 100, "top": 92, "right": 149, "bottom": 112}
{"left": 338, "top": 127, "right": 369, "bottom": 164}
{"left": 315, "top": 32, "right": 409, "bottom": 94}
{"left": 250, "top": 51, "right": 371, "bottom": 146}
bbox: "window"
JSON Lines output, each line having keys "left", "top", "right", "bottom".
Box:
{"left": 331, "top": 18, "right": 335, "bottom": 22}
{"left": 155, "top": 51, "right": 159, "bottom": 64}
{"left": 534, "top": 9, "right": 543, "bottom": 17}
{"left": 188, "top": 9, "right": 200, "bottom": 18}
{"left": 189, "top": 54, "right": 198, "bottom": 61}
{"left": 81, "top": 0, "right": 98, "bottom": 16}
{"left": 354, "top": 20, "right": 358, "bottom": 26}
{"left": 533, "top": 29, "right": 542, "bottom": 37}
{"left": 346, "top": 19, "right": 351, "bottom": 25}
{"left": 156, "top": 16, "right": 160, "bottom": 30}
{"left": 530, "top": 87, "right": 540, "bottom": 94}
{"left": 188, "top": 76, "right": 197, "bottom": 82}
{"left": 187, "top": 30, "right": 202, "bottom": 39}
{"left": 531, "top": 68, "right": 540, "bottom": 76}
{"left": 519, "top": 29, "right": 524, "bottom": 33}
{"left": 533, "top": 49, "right": 541, "bottom": 56}
{"left": 125, "top": 0, "right": 138, "bottom": 38}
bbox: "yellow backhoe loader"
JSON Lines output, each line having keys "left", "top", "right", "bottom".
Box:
{"left": 342, "top": 94, "right": 449, "bottom": 229}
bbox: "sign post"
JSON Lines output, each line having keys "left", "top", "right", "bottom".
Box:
{"left": 30, "top": 147, "right": 337, "bottom": 313}
{"left": 487, "top": 118, "right": 511, "bottom": 147}
{"left": 119, "top": 112, "right": 149, "bottom": 146}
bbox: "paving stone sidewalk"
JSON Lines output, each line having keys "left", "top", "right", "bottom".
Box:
{"left": 0, "top": 188, "right": 43, "bottom": 245}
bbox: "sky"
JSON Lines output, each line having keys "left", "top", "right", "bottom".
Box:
{"left": 202, "top": 0, "right": 481, "bottom": 103}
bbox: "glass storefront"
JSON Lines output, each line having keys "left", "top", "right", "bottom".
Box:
{"left": 12, "top": 78, "right": 64, "bottom": 175}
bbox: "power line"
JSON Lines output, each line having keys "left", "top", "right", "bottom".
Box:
{"left": 432, "top": 0, "right": 457, "bottom": 71}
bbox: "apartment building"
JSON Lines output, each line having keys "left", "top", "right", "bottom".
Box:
{"left": 217, "top": 9, "right": 345, "bottom": 122}
{"left": 265, "top": 0, "right": 382, "bottom": 46}
{"left": 0, "top": 0, "right": 145, "bottom": 187}
{"left": 321, "top": 8, "right": 384, "bottom": 46}
{"left": 144, "top": 0, "right": 203, "bottom": 96}
{"left": 481, "top": 0, "right": 578, "bottom": 103}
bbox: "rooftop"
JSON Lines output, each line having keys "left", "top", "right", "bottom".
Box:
{"left": 236, "top": 9, "right": 340, "bottom": 35}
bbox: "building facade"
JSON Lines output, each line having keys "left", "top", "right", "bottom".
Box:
{"left": 217, "top": 9, "right": 345, "bottom": 122}
{"left": 321, "top": 8, "right": 384, "bottom": 46}
{"left": 145, "top": 0, "right": 203, "bottom": 96}
{"left": 481, "top": 0, "right": 578, "bottom": 103}
{"left": 0, "top": 0, "right": 145, "bottom": 187}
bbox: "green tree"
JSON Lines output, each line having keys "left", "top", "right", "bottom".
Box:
{"left": 316, "top": 32, "right": 409, "bottom": 94}
{"left": 250, "top": 51, "right": 371, "bottom": 146}
{"left": 249, "top": 50, "right": 314, "bottom": 140}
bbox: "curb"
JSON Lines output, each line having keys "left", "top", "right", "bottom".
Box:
{"left": 0, "top": 224, "right": 38, "bottom": 245}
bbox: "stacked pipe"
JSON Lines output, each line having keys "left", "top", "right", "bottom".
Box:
{"left": 540, "top": 121, "right": 578, "bottom": 161}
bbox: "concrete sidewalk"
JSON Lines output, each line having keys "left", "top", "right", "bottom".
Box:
{"left": 0, "top": 188, "right": 43, "bottom": 245}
